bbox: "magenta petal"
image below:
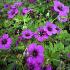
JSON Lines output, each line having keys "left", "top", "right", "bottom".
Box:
{"left": 2, "top": 34, "right": 9, "bottom": 39}
{"left": 36, "top": 56, "right": 44, "bottom": 64}
{"left": 8, "top": 14, "right": 15, "bottom": 19}
{"left": 4, "top": 44, "right": 11, "bottom": 49}
{"left": 7, "top": 38, "right": 12, "bottom": 45}
{"left": 27, "top": 56, "right": 36, "bottom": 64}
{"left": 37, "top": 45, "right": 44, "bottom": 53}
{"left": 37, "top": 37, "right": 44, "bottom": 42}
{"left": 27, "top": 43, "right": 37, "bottom": 53}
{"left": 0, "top": 44, "right": 3, "bottom": 49}
{"left": 22, "top": 29, "right": 33, "bottom": 39}
{"left": 0, "top": 38, "right": 2, "bottom": 44}
{"left": 64, "top": 6, "right": 69, "bottom": 13}
{"left": 47, "top": 64, "right": 52, "bottom": 70}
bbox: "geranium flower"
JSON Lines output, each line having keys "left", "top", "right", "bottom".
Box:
{"left": 0, "top": 34, "right": 12, "bottom": 49}
{"left": 27, "top": 43, "right": 44, "bottom": 65}
{"left": 7, "top": 7, "right": 18, "bottom": 19}
{"left": 34, "top": 26, "right": 49, "bottom": 42}
{"left": 22, "top": 29, "right": 33, "bottom": 39}
{"left": 22, "top": 8, "right": 33, "bottom": 15}
{"left": 54, "top": 1, "right": 69, "bottom": 14}
{"left": 4, "top": 4, "right": 10, "bottom": 9}
{"left": 44, "top": 22, "right": 57, "bottom": 36}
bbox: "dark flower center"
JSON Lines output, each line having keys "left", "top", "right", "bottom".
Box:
{"left": 39, "top": 30, "right": 46, "bottom": 36}
{"left": 25, "top": 33, "right": 30, "bottom": 36}
{"left": 47, "top": 26, "right": 52, "bottom": 31}
{"left": 2, "top": 39, "right": 7, "bottom": 44}
{"left": 11, "top": 10, "right": 15, "bottom": 15}
{"left": 5, "top": 4, "right": 9, "bottom": 8}
{"left": 22, "top": 12, "right": 25, "bottom": 15}
{"left": 32, "top": 50, "right": 38, "bottom": 57}
{"left": 58, "top": 6, "right": 63, "bottom": 11}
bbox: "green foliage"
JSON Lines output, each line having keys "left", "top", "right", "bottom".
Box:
{"left": 0, "top": 0, "right": 70, "bottom": 70}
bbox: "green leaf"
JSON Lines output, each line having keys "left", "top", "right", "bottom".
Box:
{"left": 54, "top": 42, "right": 64, "bottom": 53}
{"left": 56, "top": 30, "right": 70, "bottom": 40}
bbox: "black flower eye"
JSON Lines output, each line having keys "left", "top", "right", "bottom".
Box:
{"left": 39, "top": 31, "right": 44, "bottom": 36}
{"left": 32, "top": 50, "right": 38, "bottom": 57}
{"left": 58, "top": 6, "right": 63, "bottom": 11}
{"left": 2, "top": 39, "right": 7, "bottom": 44}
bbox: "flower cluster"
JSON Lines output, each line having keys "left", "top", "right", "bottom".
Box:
{"left": 26, "top": 43, "right": 44, "bottom": 70}
{"left": 1, "top": 0, "right": 69, "bottom": 70}
{"left": 22, "top": 43, "right": 52, "bottom": 70}
{"left": 53, "top": 1, "right": 69, "bottom": 22}
{"left": 21, "top": 21, "right": 60, "bottom": 42}
{"left": 7, "top": 2, "right": 32, "bottom": 19}
{"left": 8, "top": 6, "right": 18, "bottom": 19}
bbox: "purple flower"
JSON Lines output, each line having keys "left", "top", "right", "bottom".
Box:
{"left": 34, "top": 26, "right": 49, "bottom": 42}
{"left": 22, "top": 8, "right": 33, "bottom": 15}
{"left": 14, "top": 2, "right": 23, "bottom": 7}
{"left": 29, "top": 0, "right": 36, "bottom": 3}
{"left": 57, "top": 13, "right": 68, "bottom": 22}
{"left": 0, "top": 34, "right": 12, "bottom": 49}
{"left": 27, "top": 43, "right": 44, "bottom": 65}
{"left": 54, "top": 1, "right": 69, "bottom": 14}
{"left": 22, "top": 29, "right": 33, "bottom": 39}
{"left": 7, "top": 7, "right": 18, "bottom": 19}
{"left": 4, "top": 4, "right": 10, "bottom": 9}
{"left": 44, "top": 22, "right": 57, "bottom": 36}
